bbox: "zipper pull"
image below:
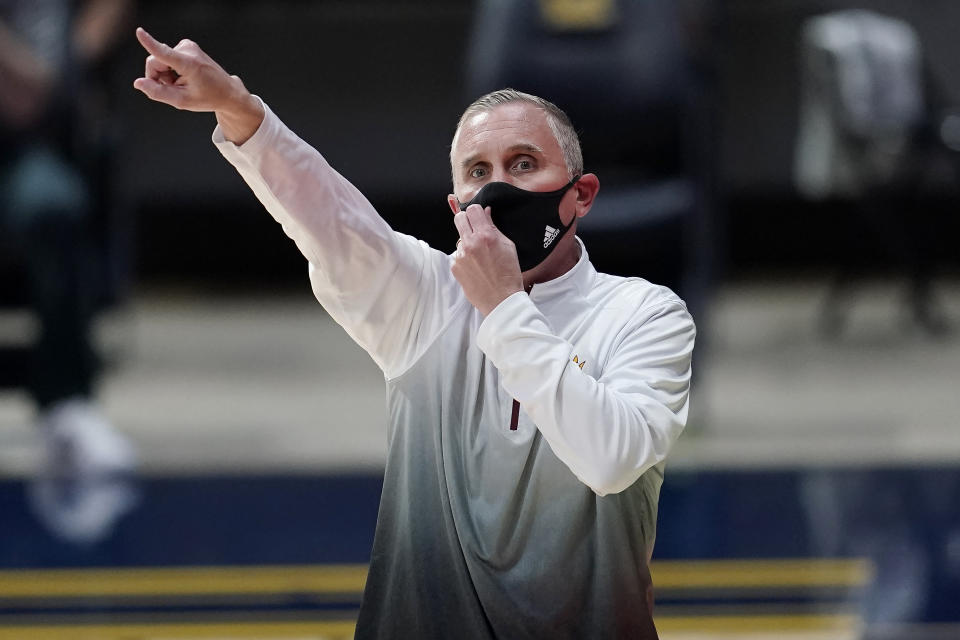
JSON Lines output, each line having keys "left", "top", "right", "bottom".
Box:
{"left": 509, "top": 399, "right": 520, "bottom": 431}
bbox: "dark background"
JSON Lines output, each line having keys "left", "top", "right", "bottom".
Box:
{"left": 111, "top": 0, "right": 960, "bottom": 285}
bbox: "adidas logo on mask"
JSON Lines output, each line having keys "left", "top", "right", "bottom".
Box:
{"left": 543, "top": 225, "right": 560, "bottom": 248}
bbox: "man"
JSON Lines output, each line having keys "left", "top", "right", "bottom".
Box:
{"left": 1, "top": 0, "right": 136, "bottom": 544}
{"left": 134, "top": 26, "right": 694, "bottom": 639}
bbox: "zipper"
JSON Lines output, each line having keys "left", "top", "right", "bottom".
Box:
{"left": 509, "top": 399, "right": 520, "bottom": 431}
{"left": 508, "top": 282, "right": 534, "bottom": 431}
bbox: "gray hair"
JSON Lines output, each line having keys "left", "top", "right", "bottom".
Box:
{"left": 451, "top": 88, "right": 583, "bottom": 182}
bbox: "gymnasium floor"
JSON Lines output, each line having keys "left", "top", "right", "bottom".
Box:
{"left": 0, "top": 276, "right": 958, "bottom": 639}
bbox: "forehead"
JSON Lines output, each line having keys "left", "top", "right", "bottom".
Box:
{"left": 452, "top": 102, "right": 562, "bottom": 165}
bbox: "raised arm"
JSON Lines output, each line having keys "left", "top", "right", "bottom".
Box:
{"left": 132, "top": 28, "right": 461, "bottom": 375}
{"left": 0, "top": 19, "right": 56, "bottom": 127}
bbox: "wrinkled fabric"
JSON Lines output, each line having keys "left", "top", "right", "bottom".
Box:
{"left": 214, "top": 100, "right": 695, "bottom": 638}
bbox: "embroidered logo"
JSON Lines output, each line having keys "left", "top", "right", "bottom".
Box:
{"left": 572, "top": 355, "right": 586, "bottom": 370}
{"left": 543, "top": 225, "right": 559, "bottom": 248}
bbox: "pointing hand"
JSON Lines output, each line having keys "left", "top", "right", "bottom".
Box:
{"left": 133, "top": 27, "right": 238, "bottom": 112}
{"left": 133, "top": 27, "right": 264, "bottom": 143}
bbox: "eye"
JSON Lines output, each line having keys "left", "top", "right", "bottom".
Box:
{"left": 512, "top": 158, "right": 534, "bottom": 172}
{"left": 469, "top": 166, "right": 487, "bottom": 179}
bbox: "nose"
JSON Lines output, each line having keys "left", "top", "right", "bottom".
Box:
{"left": 460, "top": 171, "right": 515, "bottom": 207}
{"left": 489, "top": 168, "right": 517, "bottom": 185}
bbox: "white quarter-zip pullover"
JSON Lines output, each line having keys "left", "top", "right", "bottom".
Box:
{"left": 214, "top": 100, "right": 695, "bottom": 639}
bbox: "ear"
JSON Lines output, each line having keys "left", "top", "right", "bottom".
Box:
{"left": 572, "top": 173, "right": 600, "bottom": 219}
{"left": 447, "top": 193, "right": 461, "bottom": 215}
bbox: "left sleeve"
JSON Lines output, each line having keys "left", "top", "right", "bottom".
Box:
{"left": 476, "top": 291, "right": 696, "bottom": 496}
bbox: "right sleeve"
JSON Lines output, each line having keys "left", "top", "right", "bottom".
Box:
{"left": 212, "top": 98, "right": 463, "bottom": 377}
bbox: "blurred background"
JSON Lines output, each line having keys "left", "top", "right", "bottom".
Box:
{"left": 1, "top": 0, "right": 958, "bottom": 638}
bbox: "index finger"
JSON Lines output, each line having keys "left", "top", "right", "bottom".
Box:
{"left": 453, "top": 210, "right": 473, "bottom": 239}
{"left": 463, "top": 204, "right": 495, "bottom": 231}
{"left": 136, "top": 27, "right": 188, "bottom": 69}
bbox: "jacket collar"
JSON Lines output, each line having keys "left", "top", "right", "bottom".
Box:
{"left": 528, "top": 237, "right": 595, "bottom": 304}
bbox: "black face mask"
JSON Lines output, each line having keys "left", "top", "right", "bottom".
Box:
{"left": 458, "top": 176, "right": 580, "bottom": 272}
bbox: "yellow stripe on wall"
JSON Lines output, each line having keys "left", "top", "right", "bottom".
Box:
{"left": 0, "top": 615, "right": 861, "bottom": 640}
{"left": 0, "top": 565, "right": 368, "bottom": 598}
{"left": 0, "top": 620, "right": 357, "bottom": 640}
{"left": 0, "top": 558, "right": 869, "bottom": 600}
{"left": 658, "top": 613, "right": 860, "bottom": 633}
{"left": 651, "top": 559, "right": 871, "bottom": 589}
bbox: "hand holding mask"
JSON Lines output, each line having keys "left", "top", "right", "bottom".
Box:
{"left": 451, "top": 204, "right": 527, "bottom": 316}
{"left": 457, "top": 177, "right": 580, "bottom": 272}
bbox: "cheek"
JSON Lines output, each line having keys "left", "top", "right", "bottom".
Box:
{"left": 561, "top": 191, "right": 580, "bottom": 224}
{"left": 459, "top": 189, "right": 479, "bottom": 208}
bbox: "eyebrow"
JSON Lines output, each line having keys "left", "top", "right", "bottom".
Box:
{"left": 459, "top": 143, "right": 545, "bottom": 172}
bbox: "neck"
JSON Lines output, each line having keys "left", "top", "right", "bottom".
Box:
{"left": 522, "top": 235, "right": 581, "bottom": 291}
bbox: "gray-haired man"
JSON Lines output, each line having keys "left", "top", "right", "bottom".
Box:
{"left": 134, "top": 27, "right": 694, "bottom": 639}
